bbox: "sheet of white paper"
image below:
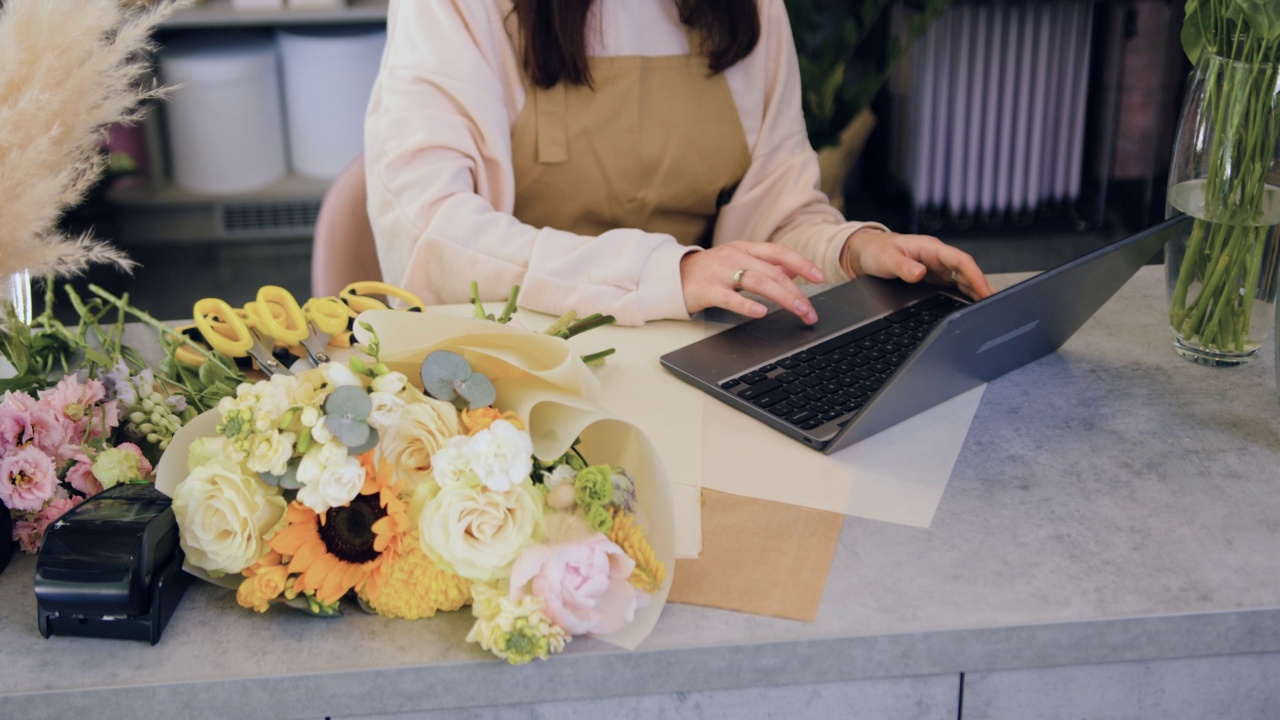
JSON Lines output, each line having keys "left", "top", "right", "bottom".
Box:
{"left": 468, "top": 306, "right": 984, "bottom": 531}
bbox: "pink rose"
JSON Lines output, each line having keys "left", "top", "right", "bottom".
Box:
{"left": 0, "top": 445, "right": 59, "bottom": 513}
{"left": 509, "top": 533, "right": 641, "bottom": 636}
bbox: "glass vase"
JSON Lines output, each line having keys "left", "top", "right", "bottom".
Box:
{"left": 2, "top": 268, "right": 33, "bottom": 326}
{"left": 1165, "top": 52, "right": 1280, "bottom": 367}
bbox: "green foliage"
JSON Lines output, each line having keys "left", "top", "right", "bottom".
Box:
{"left": 420, "top": 349, "right": 496, "bottom": 408}
{"left": 786, "top": 0, "right": 951, "bottom": 150}
{"left": 324, "top": 385, "right": 379, "bottom": 453}
{"left": 1182, "top": 0, "right": 1280, "bottom": 64}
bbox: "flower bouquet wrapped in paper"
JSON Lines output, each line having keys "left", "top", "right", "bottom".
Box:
{"left": 155, "top": 313, "right": 673, "bottom": 663}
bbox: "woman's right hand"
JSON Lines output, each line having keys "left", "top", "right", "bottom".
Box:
{"left": 679, "top": 241, "right": 825, "bottom": 324}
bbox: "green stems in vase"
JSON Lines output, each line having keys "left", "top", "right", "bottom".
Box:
{"left": 1166, "top": 5, "right": 1280, "bottom": 365}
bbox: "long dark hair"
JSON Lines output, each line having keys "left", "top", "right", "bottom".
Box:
{"left": 512, "top": 0, "right": 760, "bottom": 89}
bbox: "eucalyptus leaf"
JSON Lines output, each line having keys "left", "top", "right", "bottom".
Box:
{"left": 348, "top": 426, "right": 379, "bottom": 456}
{"left": 419, "top": 350, "right": 472, "bottom": 401}
{"left": 323, "top": 385, "right": 374, "bottom": 449}
{"left": 456, "top": 372, "right": 496, "bottom": 408}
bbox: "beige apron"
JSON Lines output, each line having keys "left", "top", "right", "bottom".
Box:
{"left": 511, "top": 31, "right": 751, "bottom": 247}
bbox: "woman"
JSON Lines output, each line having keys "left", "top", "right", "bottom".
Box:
{"left": 365, "top": 0, "right": 993, "bottom": 326}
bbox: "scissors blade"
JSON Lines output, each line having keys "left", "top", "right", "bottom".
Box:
{"left": 300, "top": 320, "right": 331, "bottom": 367}
{"left": 248, "top": 329, "right": 291, "bottom": 376}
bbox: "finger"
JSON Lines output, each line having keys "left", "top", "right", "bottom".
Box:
{"left": 737, "top": 242, "right": 826, "bottom": 284}
{"left": 736, "top": 267, "right": 818, "bottom": 324}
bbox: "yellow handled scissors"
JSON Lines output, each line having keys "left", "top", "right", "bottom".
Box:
{"left": 339, "top": 281, "right": 425, "bottom": 314}
{"left": 193, "top": 297, "right": 290, "bottom": 376}
{"left": 247, "top": 286, "right": 347, "bottom": 368}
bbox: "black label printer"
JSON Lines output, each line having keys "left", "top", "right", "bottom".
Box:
{"left": 34, "top": 483, "right": 190, "bottom": 644}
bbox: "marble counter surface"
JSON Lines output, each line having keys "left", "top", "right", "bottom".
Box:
{"left": 3, "top": 265, "right": 1279, "bottom": 718}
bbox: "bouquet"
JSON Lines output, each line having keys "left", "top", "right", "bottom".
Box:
{"left": 155, "top": 313, "right": 674, "bottom": 663}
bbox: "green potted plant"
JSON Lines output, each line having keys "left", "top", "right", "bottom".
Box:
{"left": 786, "top": 0, "right": 950, "bottom": 209}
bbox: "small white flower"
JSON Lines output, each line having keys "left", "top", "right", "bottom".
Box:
{"left": 371, "top": 371, "right": 407, "bottom": 394}
{"left": 321, "top": 361, "right": 364, "bottom": 389}
{"left": 464, "top": 420, "right": 533, "bottom": 493}
{"left": 310, "top": 416, "right": 333, "bottom": 445}
{"left": 245, "top": 430, "right": 296, "bottom": 477}
{"left": 296, "top": 442, "right": 363, "bottom": 514}
{"left": 295, "top": 440, "right": 348, "bottom": 489}
{"left": 299, "top": 406, "right": 320, "bottom": 428}
{"left": 430, "top": 437, "right": 474, "bottom": 489}
{"left": 544, "top": 464, "right": 577, "bottom": 491}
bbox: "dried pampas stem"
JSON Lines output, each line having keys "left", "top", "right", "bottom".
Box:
{"left": 0, "top": 0, "right": 190, "bottom": 280}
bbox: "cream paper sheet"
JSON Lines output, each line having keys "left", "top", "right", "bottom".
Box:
{"left": 431, "top": 304, "right": 983, "bottom": 537}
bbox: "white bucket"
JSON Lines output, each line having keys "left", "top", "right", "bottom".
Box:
{"left": 276, "top": 26, "right": 386, "bottom": 179}
{"left": 158, "top": 32, "right": 288, "bottom": 195}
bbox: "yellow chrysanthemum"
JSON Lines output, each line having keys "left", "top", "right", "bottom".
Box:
{"left": 460, "top": 406, "right": 525, "bottom": 435}
{"left": 363, "top": 529, "right": 472, "bottom": 619}
{"left": 607, "top": 508, "right": 665, "bottom": 593}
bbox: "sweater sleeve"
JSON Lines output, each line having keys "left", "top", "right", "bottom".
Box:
{"left": 364, "top": 0, "right": 693, "bottom": 325}
{"left": 711, "top": 0, "right": 888, "bottom": 282}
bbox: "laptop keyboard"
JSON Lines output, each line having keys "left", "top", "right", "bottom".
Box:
{"left": 717, "top": 293, "right": 967, "bottom": 433}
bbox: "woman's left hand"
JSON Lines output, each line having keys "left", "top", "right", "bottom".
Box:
{"left": 843, "top": 229, "right": 996, "bottom": 301}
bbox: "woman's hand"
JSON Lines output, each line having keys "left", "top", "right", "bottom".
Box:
{"left": 844, "top": 229, "right": 995, "bottom": 301}
{"left": 679, "top": 241, "right": 825, "bottom": 324}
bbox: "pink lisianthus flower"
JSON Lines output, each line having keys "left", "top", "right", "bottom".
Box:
{"left": 509, "top": 533, "right": 642, "bottom": 636}
{"left": 11, "top": 495, "right": 84, "bottom": 554}
{"left": 0, "top": 399, "right": 30, "bottom": 453}
{"left": 40, "top": 376, "right": 107, "bottom": 420}
{"left": 23, "top": 403, "right": 69, "bottom": 461}
{"left": 0, "top": 445, "right": 59, "bottom": 513}
{"left": 64, "top": 456, "right": 103, "bottom": 496}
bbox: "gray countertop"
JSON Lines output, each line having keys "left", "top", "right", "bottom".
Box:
{"left": 3, "top": 265, "right": 1279, "bottom": 718}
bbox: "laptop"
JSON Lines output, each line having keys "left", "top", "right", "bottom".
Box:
{"left": 660, "top": 214, "right": 1189, "bottom": 454}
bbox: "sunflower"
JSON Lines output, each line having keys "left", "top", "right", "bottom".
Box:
{"left": 270, "top": 453, "right": 409, "bottom": 605}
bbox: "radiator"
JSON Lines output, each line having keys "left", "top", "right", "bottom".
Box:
{"left": 890, "top": 1, "right": 1096, "bottom": 230}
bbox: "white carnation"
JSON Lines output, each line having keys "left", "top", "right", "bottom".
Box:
{"left": 295, "top": 440, "right": 361, "bottom": 513}
{"left": 463, "top": 420, "right": 533, "bottom": 493}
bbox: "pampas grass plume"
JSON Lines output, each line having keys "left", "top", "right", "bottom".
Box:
{"left": 0, "top": 0, "right": 189, "bottom": 280}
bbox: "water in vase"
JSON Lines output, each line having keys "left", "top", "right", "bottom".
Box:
{"left": 1165, "top": 179, "right": 1280, "bottom": 367}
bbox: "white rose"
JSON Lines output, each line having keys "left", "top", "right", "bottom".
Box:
{"left": 371, "top": 371, "right": 407, "bottom": 394}
{"left": 463, "top": 420, "right": 533, "bottom": 493}
{"left": 186, "top": 436, "right": 227, "bottom": 470}
{"left": 366, "top": 391, "right": 404, "bottom": 430}
{"left": 378, "top": 397, "right": 461, "bottom": 485}
{"left": 245, "top": 430, "right": 296, "bottom": 476}
{"left": 172, "top": 457, "right": 286, "bottom": 576}
{"left": 295, "top": 440, "right": 361, "bottom": 513}
{"left": 419, "top": 481, "right": 543, "bottom": 583}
